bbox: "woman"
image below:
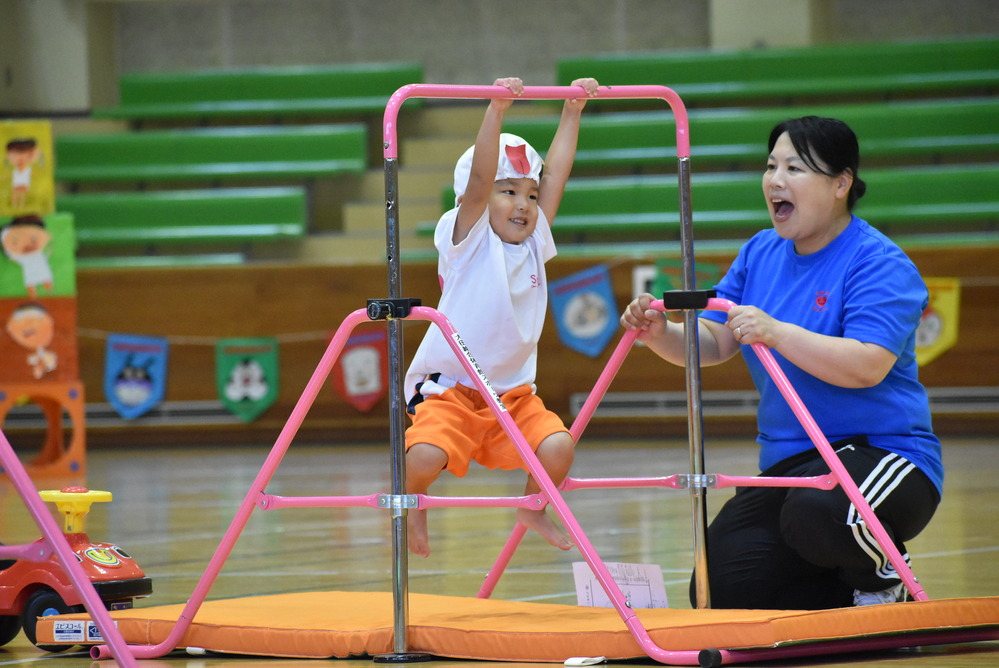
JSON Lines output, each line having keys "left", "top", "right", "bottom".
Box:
{"left": 621, "top": 116, "right": 942, "bottom": 609}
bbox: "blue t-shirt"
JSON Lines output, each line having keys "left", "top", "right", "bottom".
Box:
{"left": 701, "top": 216, "right": 943, "bottom": 494}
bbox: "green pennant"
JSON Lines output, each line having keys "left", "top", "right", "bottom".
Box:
{"left": 653, "top": 258, "right": 721, "bottom": 295}
{"left": 215, "top": 337, "right": 279, "bottom": 422}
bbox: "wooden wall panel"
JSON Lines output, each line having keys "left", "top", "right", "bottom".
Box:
{"left": 72, "top": 245, "right": 998, "bottom": 445}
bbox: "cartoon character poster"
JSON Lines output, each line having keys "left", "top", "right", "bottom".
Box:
{"left": 0, "top": 212, "right": 76, "bottom": 300}
{"left": 0, "top": 298, "right": 79, "bottom": 382}
{"left": 0, "top": 212, "right": 78, "bottom": 382}
{"left": 216, "top": 337, "right": 279, "bottom": 422}
{"left": 1, "top": 120, "right": 55, "bottom": 217}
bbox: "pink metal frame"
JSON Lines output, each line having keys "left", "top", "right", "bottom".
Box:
{"left": 479, "top": 297, "right": 928, "bottom": 610}
{"left": 76, "top": 84, "right": 930, "bottom": 665}
{"left": 92, "top": 298, "right": 928, "bottom": 665}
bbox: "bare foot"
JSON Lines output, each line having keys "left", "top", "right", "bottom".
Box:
{"left": 408, "top": 508, "right": 431, "bottom": 557}
{"left": 517, "top": 507, "right": 574, "bottom": 550}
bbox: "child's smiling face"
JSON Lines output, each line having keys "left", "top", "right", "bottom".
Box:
{"left": 488, "top": 177, "right": 539, "bottom": 244}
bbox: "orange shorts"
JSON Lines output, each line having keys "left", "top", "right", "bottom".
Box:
{"left": 405, "top": 383, "right": 569, "bottom": 477}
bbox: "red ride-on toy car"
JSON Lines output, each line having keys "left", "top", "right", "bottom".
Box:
{"left": 0, "top": 487, "right": 152, "bottom": 651}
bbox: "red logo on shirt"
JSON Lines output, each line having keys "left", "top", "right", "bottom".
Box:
{"left": 812, "top": 291, "right": 830, "bottom": 312}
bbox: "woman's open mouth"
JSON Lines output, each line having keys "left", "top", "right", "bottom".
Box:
{"left": 771, "top": 199, "right": 795, "bottom": 223}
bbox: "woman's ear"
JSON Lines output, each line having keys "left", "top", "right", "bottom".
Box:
{"left": 835, "top": 170, "right": 854, "bottom": 200}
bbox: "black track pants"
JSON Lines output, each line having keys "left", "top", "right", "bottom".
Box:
{"left": 689, "top": 437, "right": 940, "bottom": 610}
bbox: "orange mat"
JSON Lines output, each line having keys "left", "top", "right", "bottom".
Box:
{"left": 36, "top": 591, "right": 999, "bottom": 662}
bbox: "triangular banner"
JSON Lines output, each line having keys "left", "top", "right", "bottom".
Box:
{"left": 104, "top": 334, "right": 168, "bottom": 420}
{"left": 331, "top": 329, "right": 387, "bottom": 412}
{"left": 916, "top": 277, "right": 960, "bottom": 367}
{"left": 549, "top": 265, "right": 617, "bottom": 358}
{"left": 216, "top": 337, "right": 279, "bottom": 422}
{"left": 653, "top": 258, "right": 722, "bottom": 295}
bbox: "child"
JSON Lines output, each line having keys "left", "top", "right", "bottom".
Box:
{"left": 404, "top": 76, "right": 599, "bottom": 558}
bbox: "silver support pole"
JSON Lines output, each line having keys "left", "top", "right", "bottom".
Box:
{"left": 384, "top": 157, "right": 411, "bottom": 652}
{"left": 676, "top": 157, "right": 711, "bottom": 609}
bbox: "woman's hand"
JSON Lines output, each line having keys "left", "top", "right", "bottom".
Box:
{"left": 728, "top": 304, "right": 898, "bottom": 388}
{"left": 620, "top": 292, "right": 668, "bottom": 343}
{"left": 727, "top": 304, "right": 780, "bottom": 347}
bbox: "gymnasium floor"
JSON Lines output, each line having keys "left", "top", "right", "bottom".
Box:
{"left": 1, "top": 434, "right": 997, "bottom": 666}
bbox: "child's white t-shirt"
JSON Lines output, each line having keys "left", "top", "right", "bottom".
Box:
{"left": 404, "top": 205, "right": 556, "bottom": 402}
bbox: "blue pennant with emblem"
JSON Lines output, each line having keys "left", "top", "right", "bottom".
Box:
{"left": 549, "top": 265, "right": 618, "bottom": 358}
{"left": 104, "top": 333, "right": 169, "bottom": 420}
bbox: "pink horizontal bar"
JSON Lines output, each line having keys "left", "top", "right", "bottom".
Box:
{"left": 712, "top": 473, "right": 839, "bottom": 490}
{"left": 384, "top": 84, "right": 690, "bottom": 160}
{"left": 561, "top": 475, "right": 683, "bottom": 491}
{"left": 0, "top": 541, "right": 52, "bottom": 562}
{"left": 257, "top": 492, "right": 548, "bottom": 511}
{"left": 562, "top": 473, "right": 836, "bottom": 492}
{"left": 418, "top": 493, "right": 546, "bottom": 510}
{"left": 257, "top": 493, "right": 384, "bottom": 510}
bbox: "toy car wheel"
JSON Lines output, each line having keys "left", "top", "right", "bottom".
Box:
{"left": 22, "top": 588, "right": 84, "bottom": 651}
{"left": 0, "top": 615, "right": 21, "bottom": 647}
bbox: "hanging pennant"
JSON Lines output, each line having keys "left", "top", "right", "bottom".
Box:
{"left": 104, "top": 334, "right": 168, "bottom": 420}
{"left": 216, "top": 337, "right": 279, "bottom": 422}
{"left": 331, "top": 329, "right": 387, "bottom": 412}
{"left": 916, "top": 277, "right": 960, "bottom": 367}
{"left": 653, "top": 258, "right": 722, "bottom": 295}
{"left": 549, "top": 265, "right": 617, "bottom": 358}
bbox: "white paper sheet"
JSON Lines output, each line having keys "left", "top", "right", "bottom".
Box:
{"left": 572, "top": 561, "right": 669, "bottom": 609}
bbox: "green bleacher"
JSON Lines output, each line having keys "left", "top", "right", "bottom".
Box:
{"left": 55, "top": 124, "right": 367, "bottom": 184}
{"left": 408, "top": 38, "right": 998, "bottom": 258}
{"left": 557, "top": 38, "right": 999, "bottom": 107}
{"left": 60, "top": 40, "right": 997, "bottom": 266}
{"left": 91, "top": 62, "right": 424, "bottom": 122}
{"left": 503, "top": 97, "right": 999, "bottom": 170}
{"left": 416, "top": 164, "right": 999, "bottom": 244}
{"left": 61, "top": 186, "right": 307, "bottom": 249}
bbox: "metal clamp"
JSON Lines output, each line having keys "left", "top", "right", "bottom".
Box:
{"left": 377, "top": 494, "right": 419, "bottom": 516}
{"left": 366, "top": 298, "right": 422, "bottom": 320}
{"left": 676, "top": 474, "right": 717, "bottom": 489}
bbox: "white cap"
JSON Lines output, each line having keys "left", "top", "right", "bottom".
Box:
{"left": 452, "top": 133, "right": 543, "bottom": 206}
